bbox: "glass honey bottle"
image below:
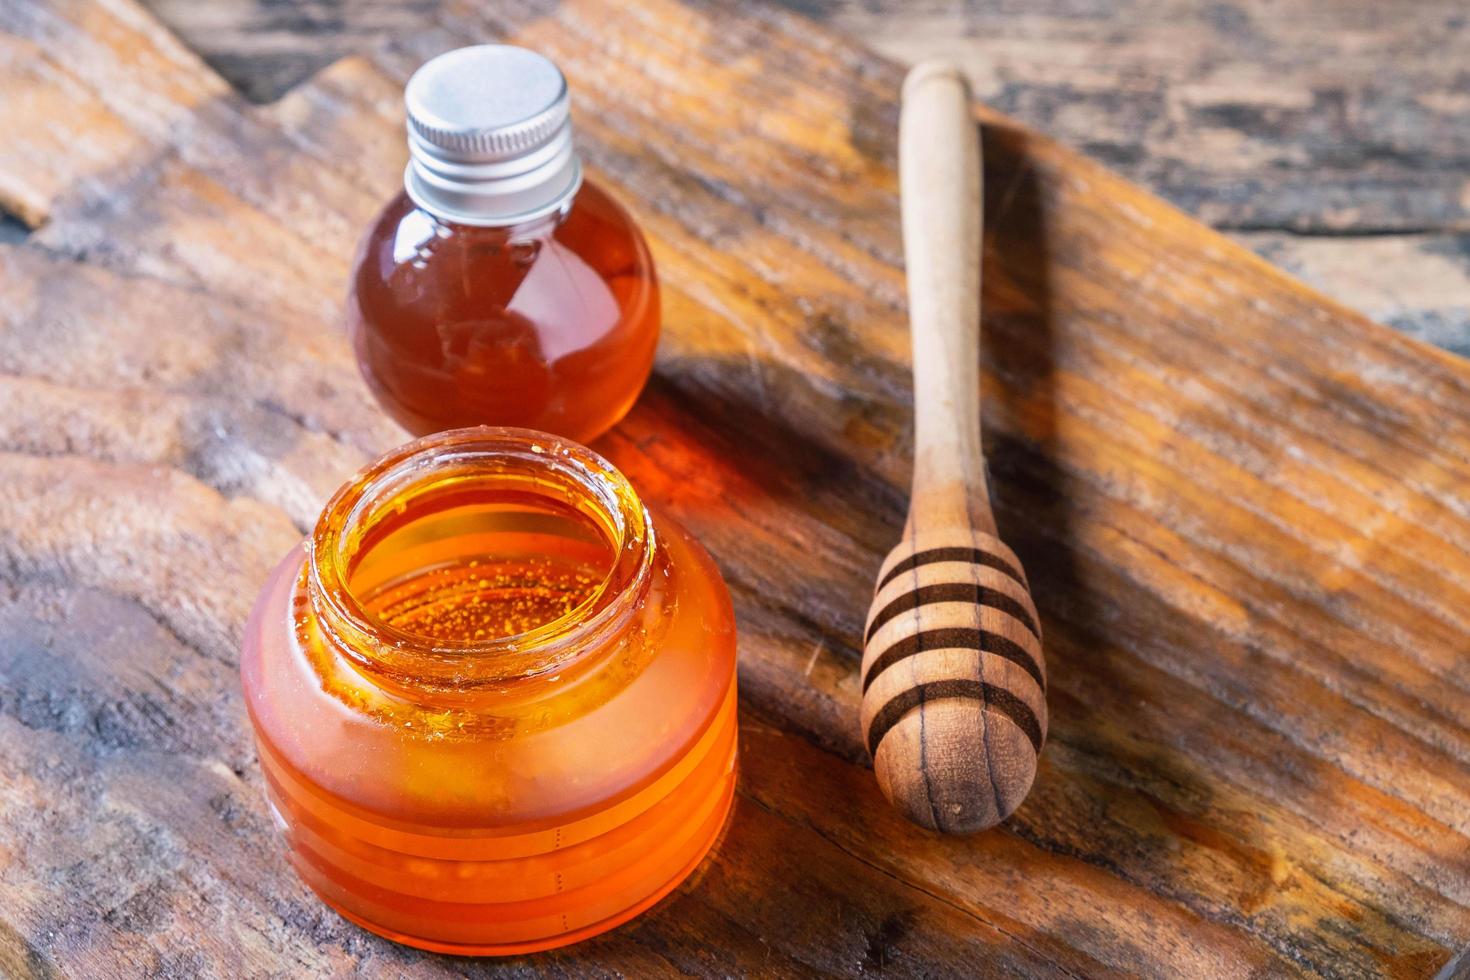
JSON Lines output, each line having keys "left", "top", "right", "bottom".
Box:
{"left": 347, "top": 46, "right": 660, "bottom": 444}
{"left": 240, "top": 428, "right": 737, "bottom": 954}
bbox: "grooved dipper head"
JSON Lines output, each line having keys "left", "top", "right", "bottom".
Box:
{"left": 861, "top": 528, "right": 1047, "bottom": 834}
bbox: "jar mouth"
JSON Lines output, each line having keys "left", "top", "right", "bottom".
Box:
{"left": 307, "top": 427, "right": 654, "bottom": 691}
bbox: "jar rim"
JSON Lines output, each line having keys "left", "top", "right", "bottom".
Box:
{"left": 307, "top": 426, "right": 655, "bottom": 690}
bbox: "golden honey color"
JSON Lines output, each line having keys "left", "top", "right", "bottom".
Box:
{"left": 347, "top": 182, "right": 660, "bottom": 443}
{"left": 240, "top": 428, "right": 738, "bottom": 954}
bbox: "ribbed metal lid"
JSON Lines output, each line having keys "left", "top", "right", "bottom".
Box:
{"left": 402, "top": 45, "right": 582, "bottom": 225}
{"left": 406, "top": 45, "right": 569, "bottom": 161}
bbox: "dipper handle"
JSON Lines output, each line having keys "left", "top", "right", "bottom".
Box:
{"left": 900, "top": 61, "right": 991, "bottom": 536}
{"left": 860, "top": 62, "right": 1048, "bottom": 834}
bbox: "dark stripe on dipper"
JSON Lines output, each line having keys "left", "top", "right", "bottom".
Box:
{"left": 877, "top": 547, "right": 1025, "bottom": 592}
{"left": 866, "top": 680, "right": 1043, "bottom": 757}
{"left": 862, "top": 627, "right": 1044, "bottom": 695}
{"left": 865, "top": 583, "right": 1040, "bottom": 646}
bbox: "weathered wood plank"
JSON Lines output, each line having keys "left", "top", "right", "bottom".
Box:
{"left": 132, "top": 0, "right": 1470, "bottom": 357}
{"left": 816, "top": 0, "right": 1470, "bottom": 233}
{"left": 136, "top": 0, "right": 1470, "bottom": 231}
{"left": 0, "top": 0, "right": 1467, "bottom": 975}
{"left": 1242, "top": 230, "right": 1470, "bottom": 359}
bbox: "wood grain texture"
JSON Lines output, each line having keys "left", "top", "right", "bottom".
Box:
{"left": 863, "top": 529, "right": 1048, "bottom": 833}
{"left": 1, "top": 0, "right": 1469, "bottom": 975}
{"left": 127, "top": 0, "right": 1470, "bottom": 358}
{"left": 824, "top": 0, "right": 1470, "bottom": 360}
{"left": 860, "top": 64, "right": 1047, "bottom": 834}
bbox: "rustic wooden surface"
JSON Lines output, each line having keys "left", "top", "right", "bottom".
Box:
{"left": 132, "top": 0, "right": 1470, "bottom": 359}
{"left": 2, "top": 0, "right": 1470, "bottom": 976}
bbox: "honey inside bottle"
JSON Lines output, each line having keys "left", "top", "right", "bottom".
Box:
{"left": 346, "top": 44, "right": 660, "bottom": 444}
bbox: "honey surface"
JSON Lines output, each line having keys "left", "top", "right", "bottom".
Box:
{"left": 338, "top": 472, "right": 619, "bottom": 649}
{"left": 360, "top": 556, "right": 605, "bottom": 643}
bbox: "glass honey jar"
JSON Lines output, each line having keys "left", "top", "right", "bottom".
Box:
{"left": 347, "top": 45, "right": 660, "bottom": 444}
{"left": 240, "top": 428, "right": 737, "bottom": 954}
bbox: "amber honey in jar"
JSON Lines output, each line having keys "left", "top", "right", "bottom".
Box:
{"left": 347, "top": 46, "right": 659, "bottom": 444}
{"left": 240, "top": 428, "right": 737, "bottom": 954}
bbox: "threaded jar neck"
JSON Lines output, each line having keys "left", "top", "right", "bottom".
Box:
{"left": 306, "top": 427, "right": 654, "bottom": 694}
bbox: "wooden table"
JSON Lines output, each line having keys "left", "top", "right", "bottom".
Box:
{"left": 2, "top": 0, "right": 1469, "bottom": 975}
{"left": 135, "top": 0, "right": 1470, "bottom": 360}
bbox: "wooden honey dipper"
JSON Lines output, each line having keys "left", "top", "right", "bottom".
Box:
{"left": 860, "top": 62, "right": 1047, "bottom": 834}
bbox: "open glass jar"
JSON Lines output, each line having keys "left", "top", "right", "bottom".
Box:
{"left": 240, "top": 428, "right": 737, "bottom": 954}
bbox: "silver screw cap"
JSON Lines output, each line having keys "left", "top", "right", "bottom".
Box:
{"left": 404, "top": 45, "right": 583, "bottom": 226}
